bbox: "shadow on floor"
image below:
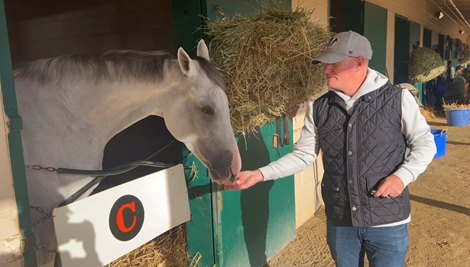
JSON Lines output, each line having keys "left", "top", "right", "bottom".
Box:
{"left": 447, "top": 141, "right": 470, "bottom": 146}
{"left": 410, "top": 194, "right": 470, "bottom": 216}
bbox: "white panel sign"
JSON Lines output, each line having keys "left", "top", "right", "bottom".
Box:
{"left": 53, "top": 164, "right": 190, "bottom": 266}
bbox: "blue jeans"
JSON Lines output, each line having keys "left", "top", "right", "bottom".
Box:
{"left": 326, "top": 223, "right": 409, "bottom": 267}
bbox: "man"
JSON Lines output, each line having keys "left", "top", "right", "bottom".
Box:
{"left": 226, "top": 31, "right": 436, "bottom": 267}
{"left": 431, "top": 74, "right": 447, "bottom": 112}
{"left": 455, "top": 65, "right": 468, "bottom": 104}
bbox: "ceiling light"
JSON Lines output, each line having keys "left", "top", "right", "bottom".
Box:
{"left": 435, "top": 11, "right": 444, "bottom": 20}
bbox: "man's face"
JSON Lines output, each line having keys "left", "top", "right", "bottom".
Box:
{"left": 323, "top": 57, "right": 359, "bottom": 92}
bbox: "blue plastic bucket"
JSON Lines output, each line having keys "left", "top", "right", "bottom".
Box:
{"left": 431, "top": 129, "right": 447, "bottom": 159}
{"left": 446, "top": 109, "right": 469, "bottom": 127}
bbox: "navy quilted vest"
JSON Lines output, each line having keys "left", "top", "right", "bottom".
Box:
{"left": 313, "top": 84, "right": 409, "bottom": 226}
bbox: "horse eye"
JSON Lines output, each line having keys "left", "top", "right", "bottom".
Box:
{"left": 202, "top": 106, "right": 214, "bottom": 115}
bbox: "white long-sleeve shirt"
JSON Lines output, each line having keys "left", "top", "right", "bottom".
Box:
{"left": 259, "top": 69, "right": 436, "bottom": 226}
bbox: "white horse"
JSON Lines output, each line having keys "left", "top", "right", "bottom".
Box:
{"left": 14, "top": 40, "right": 241, "bottom": 266}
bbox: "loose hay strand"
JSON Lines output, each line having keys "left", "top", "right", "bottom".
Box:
{"left": 204, "top": 4, "right": 331, "bottom": 133}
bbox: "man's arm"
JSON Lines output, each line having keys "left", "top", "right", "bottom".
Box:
{"left": 374, "top": 89, "right": 436, "bottom": 198}
{"left": 225, "top": 102, "right": 319, "bottom": 190}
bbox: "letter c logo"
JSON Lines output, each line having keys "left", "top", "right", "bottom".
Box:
{"left": 116, "top": 201, "right": 137, "bottom": 233}
{"left": 109, "top": 195, "right": 144, "bottom": 241}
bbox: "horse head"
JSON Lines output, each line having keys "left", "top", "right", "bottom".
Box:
{"left": 163, "top": 40, "right": 241, "bottom": 185}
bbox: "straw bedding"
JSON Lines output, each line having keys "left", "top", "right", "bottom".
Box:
{"left": 107, "top": 226, "right": 187, "bottom": 267}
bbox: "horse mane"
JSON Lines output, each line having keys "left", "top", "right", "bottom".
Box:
{"left": 14, "top": 50, "right": 175, "bottom": 85}
{"left": 194, "top": 57, "right": 227, "bottom": 92}
{"left": 14, "top": 51, "right": 227, "bottom": 92}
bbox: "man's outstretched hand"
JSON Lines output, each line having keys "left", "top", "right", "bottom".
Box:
{"left": 224, "top": 170, "right": 264, "bottom": 190}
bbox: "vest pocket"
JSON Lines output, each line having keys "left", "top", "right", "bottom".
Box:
{"left": 322, "top": 174, "right": 352, "bottom": 224}
{"left": 365, "top": 173, "right": 405, "bottom": 213}
{"left": 321, "top": 174, "right": 346, "bottom": 206}
{"left": 365, "top": 172, "right": 397, "bottom": 194}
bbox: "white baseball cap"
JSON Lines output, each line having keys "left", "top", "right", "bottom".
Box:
{"left": 313, "top": 31, "right": 373, "bottom": 64}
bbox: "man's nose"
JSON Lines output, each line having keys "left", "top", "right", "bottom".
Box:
{"left": 323, "top": 64, "right": 332, "bottom": 73}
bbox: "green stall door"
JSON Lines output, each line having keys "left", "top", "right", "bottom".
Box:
{"left": 423, "top": 28, "right": 432, "bottom": 49}
{"left": 394, "top": 15, "right": 410, "bottom": 84}
{"left": 183, "top": 119, "right": 295, "bottom": 267}
{"left": 212, "top": 119, "right": 295, "bottom": 267}
{"left": 409, "top": 21, "right": 421, "bottom": 53}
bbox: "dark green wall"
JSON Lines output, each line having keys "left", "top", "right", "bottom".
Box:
{"left": 410, "top": 21, "right": 423, "bottom": 101}
{"left": 172, "top": 0, "right": 205, "bottom": 54}
{"left": 329, "top": 0, "right": 362, "bottom": 33}
{"left": 423, "top": 28, "right": 432, "bottom": 48}
{"left": 394, "top": 15, "right": 410, "bottom": 84}
{"left": 363, "top": 2, "right": 388, "bottom": 76}
{"left": 438, "top": 34, "right": 445, "bottom": 58}
{"left": 410, "top": 21, "right": 421, "bottom": 53}
{"left": 205, "top": 0, "right": 290, "bottom": 19}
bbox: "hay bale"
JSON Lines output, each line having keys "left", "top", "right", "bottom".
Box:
{"left": 205, "top": 5, "right": 331, "bottom": 133}
{"left": 409, "top": 47, "right": 446, "bottom": 83}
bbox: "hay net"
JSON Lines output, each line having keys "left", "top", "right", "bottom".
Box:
{"left": 408, "top": 47, "right": 446, "bottom": 83}
{"left": 204, "top": 4, "right": 331, "bottom": 134}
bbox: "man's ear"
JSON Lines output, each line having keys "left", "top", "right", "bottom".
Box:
{"left": 356, "top": 57, "right": 366, "bottom": 67}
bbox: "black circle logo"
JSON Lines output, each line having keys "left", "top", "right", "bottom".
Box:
{"left": 109, "top": 195, "right": 145, "bottom": 241}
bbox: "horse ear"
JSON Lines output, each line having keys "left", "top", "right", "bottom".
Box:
{"left": 197, "top": 39, "right": 210, "bottom": 62}
{"left": 177, "top": 47, "right": 195, "bottom": 76}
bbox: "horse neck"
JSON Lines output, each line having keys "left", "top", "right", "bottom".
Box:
{"left": 17, "top": 58, "right": 185, "bottom": 171}
{"left": 76, "top": 61, "right": 184, "bottom": 143}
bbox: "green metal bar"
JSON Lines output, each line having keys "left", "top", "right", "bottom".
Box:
{"left": 0, "top": 1, "right": 37, "bottom": 266}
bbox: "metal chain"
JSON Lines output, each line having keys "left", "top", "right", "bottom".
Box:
{"left": 25, "top": 140, "right": 177, "bottom": 177}
{"left": 29, "top": 206, "right": 58, "bottom": 256}
{"left": 25, "top": 164, "right": 57, "bottom": 172}
{"left": 30, "top": 205, "right": 54, "bottom": 228}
